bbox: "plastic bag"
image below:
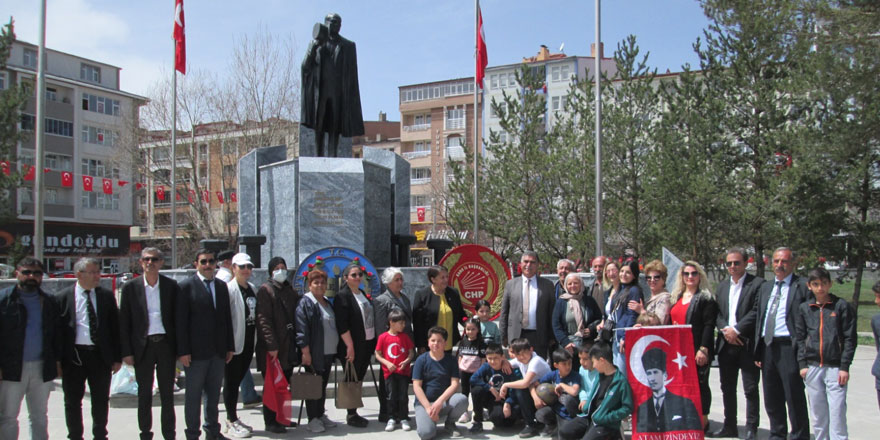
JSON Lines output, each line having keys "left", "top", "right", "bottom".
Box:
{"left": 110, "top": 364, "right": 138, "bottom": 395}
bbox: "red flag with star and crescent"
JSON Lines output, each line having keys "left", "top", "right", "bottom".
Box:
{"left": 625, "top": 326, "right": 704, "bottom": 440}
{"left": 102, "top": 178, "right": 113, "bottom": 195}
{"left": 157, "top": 186, "right": 166, "bottom": 201}
{"left": 82, "top": 175, "right": 94, "bottom": 192}
{"left": 174, "top": 0, "right": 186, "bottom": 74}
{"left": 61, "top": 171, "right": 73, "bottom": 187}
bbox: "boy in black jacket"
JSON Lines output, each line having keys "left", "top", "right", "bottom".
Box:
{"left": 468, "top": 343, "right": 522, "bottom": 433}
{"left": 794, "top": 267, "right": 857, "bottom": 440}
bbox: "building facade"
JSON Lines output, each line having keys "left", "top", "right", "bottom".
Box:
{"left": 1, "top": 41, "right": 146, "bottom": 273}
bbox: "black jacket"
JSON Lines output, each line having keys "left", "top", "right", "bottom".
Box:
{"left": 714, "top": 273, "right": 764, "bottom": 354}
{"left": 682, "top": 291, "right": 719, "bottom": 359}
{"left": 334, "top": 285, "right": 377, "bottom": 357}
{"left": 412, "top": 286, "right": 467, "bottom": 349}
{"left": 176, "top": 275, "right": 234, "bottom": 361}
{"left": 57, "top": 285, "right": 121, "bottom": 367}
{"left": 750, "top": 274, "right": 810, "bottom": 362}
{"left": 119, "top": 275, "right": 179, "bottom": 363}
{"left": 794, "top": 294, "right": 857, "bottom": 371}
{"left": 0, "top": 286, "right": 63, "bottom": 382}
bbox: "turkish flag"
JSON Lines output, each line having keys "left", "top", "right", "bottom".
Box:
{"left": 216, "top": 191, "right": 224, "bottom": 204}
{"left": 417, "top": 207, "right": 426, "bottom": 222}
{"left": 626, "top": 326, "right": 704, "bottom": 439}
{"left": 476, "top": 2, "right": 488, "bottom": 89}
{"left": 176, "top": 191, "right": 181, "bottom": 201}
{"left": 230, "top": 191, "right": 237, "bottom": 202}
{"left": 135, "top": 182, "right": 145, "bottom": 190}
{"left": 23, "top": 165, "right": 35, "bottom": 181}
{"left": 174, "top": 0, "right": 186, "bottom": 74}
{"left": 43, "top": 167, "right": 51, "bottom": 173}
{"left": 117, "top": 180, "right": 129, "bottom": 187}
{"left": 102, "top": 178, "right": 113, "bottom": 195}
{"left": 0, "top": 161, "right": 9, "bottom": 176}
{"left": 188, "top": 189, "right": 195, "bottom": 203}
{"left": 263, "top": 355, "right": 292, "bottom": 425}
{"left": 156, "top": 186, "right": 166, "bottom": 201}
{"left": 82, "top": 175, "right": 94, "bottom": 191}
{"left": 202, "top": 190, "right": 210, "bottom": 204}
{"left": 61, "top": 171, "right": 73, "bottom": 187}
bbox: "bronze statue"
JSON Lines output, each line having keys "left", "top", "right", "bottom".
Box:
{"left": 301, "top": 13, "right": 365, "bottom": 157}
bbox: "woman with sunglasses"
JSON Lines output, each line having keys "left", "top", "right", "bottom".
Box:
{"left": 629, "top": 260, "right": 671, "bottom": 325}
{"left": 670, "top": 261, "right": 719, "bottom": 432}
{"left": 223, "top": 253, "right": 258, "bottom": 437}
{"left": 333, "top": 263, "right": 376, "bottom": 427}
{"left": 412, "top": 266, "right": 466, "bottom": 354}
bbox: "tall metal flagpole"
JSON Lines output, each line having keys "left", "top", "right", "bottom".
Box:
{"left": 473, "top": 0, "right": 479, "bottom": 244}
{"left": 33, "top": 0, "right": 47, "bottom": 261}
{"left": 594, "top": 0, "right": 603, "bottom": 257}
{"left": 171, "top": 47, "right": 178, "bottom": 268}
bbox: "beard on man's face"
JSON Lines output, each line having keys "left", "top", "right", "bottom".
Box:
{"left": 19, "top": 279, "right": 39, "bottom": 289}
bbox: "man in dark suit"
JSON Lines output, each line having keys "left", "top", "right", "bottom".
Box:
{"left": 176, "top": 249, "right": 234, "bottom": 440}
{"left": 750, "top": 247, "right": 810, "bottom": 440}
{"left": 119, "top": 247, "right": 179, "bottom": 440}
{"left": 711, "top": 247, "right": 764, "bottom": 439}
{"left": 499, "top": 251, "right": 556, "bottom": 359}
{"left": 57, "top": 257, "right": 121, "bottom": 440}
{"left": 635, "top": 348, "right": 702, "bottom": 433}
{"left": 588, "top": 256, "right": 608, "bottom": 313}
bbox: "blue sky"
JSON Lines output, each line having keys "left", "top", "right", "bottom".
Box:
{"left": 8, "top": 0, "right": 712, "bottom": 121}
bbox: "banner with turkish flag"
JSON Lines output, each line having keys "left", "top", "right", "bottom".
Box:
{"left": 102, "top": 178, "right": 113, "bottom": 195}
{"left": 157, "top": 186, "right": 166, "bottom": 201}
{"left": 476, "top": 1, "right": 488, "bottom": 89}
{"left": 263, "top": 354, "right": 292, "bottom": 425}
{"left": 216, "top": 191, "right": 224, "bottom": 204}
{"left": 22, "top": 165, "right": 35, "bottom": 181}
{"left": 230, "top": 191, "right": 237, "bottom": 202}
{"left": 82, "top": 175, "right": 94, "bottom": 191}
{"left": 626, "top": 326, "right": 704, "bottom": 440}
{"left": 174, "top": 0, "right": 186, "bottom": 74}
{"left": 61, "top": 171, "right": 73, "bottom": 187}
{"left": 417, "top": 207, "right": 426, "bottom": 222}
{"left": 202, "top": 190, "right": 210, "bottom": 204}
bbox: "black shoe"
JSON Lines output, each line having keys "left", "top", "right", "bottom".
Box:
{"left": 265, "top": 423, "right": 286, "bottom": 434}
{"left": 540, "top": 425, "right": 557, "bottom": 437}
{"left": 519, "top": 425, "right": 541, "bottom": 438}
{"left": 743, "top": 429, "right": 757, "bottom": 440}
{"left": 709, "top": 426, "right": 738, "bottom": 438}
{"left": 282, "top": 421, "right": 297, "bottom": 428}
{"left": 469, "top": 422, "right": 483, "bottom": 434}
{"left": 347, "top": 414, "right": 369, "bottom": 428}
{"left": 204, "top": 432, "right": 229, "bottom": 440}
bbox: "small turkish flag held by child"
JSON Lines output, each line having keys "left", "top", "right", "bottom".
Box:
{"left": 82, "top": 175, "right": 94, "bottom": 191}
{"left": 157, "top": 186, "right": 166, "bottom": 201}
{"left": 216, "top": 191, "right": 224, "bottom": 204}
{"left": 61, "top": 171, "right": 73, "bottom": 187}
{"left": 102, "top": 178, "right": 113, "bottom": 195}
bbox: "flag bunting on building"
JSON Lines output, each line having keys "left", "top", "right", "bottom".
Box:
{"left": 22, "top": 165, "right": 35, "bottom": 181}
{"left": 61, "top": 171, "right": 73, "bottom": 187}
{"left": 230, "top": 191, "right": 237, "bottom": 202}
{"left": 216, "top": 191, "right": 224, "bottom": 204}
{"left": 156, "top": 186, "right": 166, "bottom": 201}
{"left": 102, "top": 178, "right": 113, "bottom": 195}
{"left": 82, "top": 175, "right": 93, "bottom": 191}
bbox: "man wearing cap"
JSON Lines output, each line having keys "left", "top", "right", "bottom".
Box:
{"left": 119, "top": 247, "right": 180, "bottom": 440}
{"left": 216, "top": 250, "right": 235, "bottom": 283}
{"left": 222, "top": 253, "right": 258, "bottom": 438}
{"left": 635, "top": 348, "right": 702, "bottom": 433}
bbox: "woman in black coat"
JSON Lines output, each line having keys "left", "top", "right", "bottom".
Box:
{"left": 412, "top": 265, "right": 466, "bottom": 352}
{"left": 333, "top": 263, "right": 376, "bottom": 427}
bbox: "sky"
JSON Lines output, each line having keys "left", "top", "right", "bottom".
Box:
{"left": 6, "top": 0, "right": 713, "bottom": 122}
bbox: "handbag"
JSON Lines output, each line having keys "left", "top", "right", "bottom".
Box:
{"left": 290, "top": 366, "right": 323, "bottom": 400}
{"left": 334, "top": 360, "right": 364, "bottom": 409}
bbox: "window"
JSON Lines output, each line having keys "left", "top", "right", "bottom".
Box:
{"left": 490, "top": 75, "right": 498, "bottom": 89}
{"left": 413, "top": 141, "right": 430, "bottom": 152}
{"left": 21, "top": 114, "right": 35, "bottom": 131}
{"left": 81, "top": 125, "right": 117, "bottom": 146}
{"left": 446, "top": 107, "right": 464, "bottom": 120}
{"left": 45, "top": 87, "right": 57, "bottom": 102}
{"left": 446, "top": 136, "right": 463, "bottom": 148}
{"left": 222, "top": 165, "right": 236, "bottom": 178}
{"left": 552, "top": 96, "right": 560, "bottom": 111}
{"left": 508, "top": 72, "right": 516, "bottom": 87}
{"left": 45, "top": 188, "right": 58, "bottom": 204}
{"left": 81, "top": 192, "right": 119, "bottom": 210}
{"left": 560, "top": 64, "right": 571, "bottom": 81}
{"left": 411, "top": 167, "right": 431, "bottom": 183}
{"left": 45, "top": 154, "right": 73, "bottom": 171}
{"left": 199, "top": 144, "right": 208, "bottom": 157}
{"left": 0, "top": 72, "right": 7, "bottom": 90}
{"left": 23, "top": 48, "right": 38, "bottom": 68}
{"left": 81, "top": 158, "right": 119, "bottom": 179}
{"left": 400, "top": 80, "right": 473, "bottom": 103}
{"left": 81, "top": 93, "right": 120, "bottom": 116}
{"left": 414, "top": 114, "right": 431, "bottom": 126}
{"left": 222, "top": 140, "right": 238, "bottom": 155}
{"left": 152, "top": 147, "right": 170, "bottom": 162}
{"left": 20, "top": 114, "right": 73, "bottom": 137}
{"left": 499, "top": 74, "right": 507, "bottom": 88}
{"left": 490, "top": 102, "right": 507, "bottom": 118}
{"left": 411, "top": 195, "right": 429, "bottom": 207}
{"left": 80, "top": 63, "right": 101, "bottom": 83}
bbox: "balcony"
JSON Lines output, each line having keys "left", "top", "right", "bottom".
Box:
{"left": 403, "top": 123, "right": 431, "bottom": 132}
{"left": 402, "top": 150, "right": 430, "bottom": 160}
{"left": 410, "top": 178, "right": 431, "bottom": 186}
{"left": 445, "top": 118, "right": 465, "bottom": 130}
{"left": 446, "top": 146, "right": 466, "bottom": 161}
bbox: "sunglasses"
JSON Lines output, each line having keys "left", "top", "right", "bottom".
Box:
{"left": 199, "top": 259, "right": 216, "bottom": 265}
{"left": 682, "top": 271, "right": 699, "bottom": 278}
{"left": 142, "top": 257, "right": 162, "bottom": 262}
{"left": 725, "top": 261, "right": 743, "bottom": 267}
{"left": 19, "top": 269, "right": 43, "bottom": 276}
{"left": 646, "top": 275, "right": 663, "bottom": 281}
{"left": 237, "top": 264, "right": 254, "bottom": 270}
{"left": 349, "top": 272, "right": 363, "bottom": 278}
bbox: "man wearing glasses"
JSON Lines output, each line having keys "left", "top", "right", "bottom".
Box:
{"left": 500, "top": 251, "right": 556, "bottom": 359}
{"left": 710, "top": 248, "right": 764, "bottom": 439}
{"left": 0, "top": 257, "right": 63, "bottom": 440}
{"left": 57, "top": 257, "right": 122, "bottom": 440}
{"left": 176, "top": 249, "right": 234, "bottom": 440}
{"left": 119, "top": 248, "right": 181, "bottom": 440}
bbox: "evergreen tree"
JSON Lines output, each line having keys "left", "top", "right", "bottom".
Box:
{"left": 0, "top": 20, "right": 30, "bottom": 223}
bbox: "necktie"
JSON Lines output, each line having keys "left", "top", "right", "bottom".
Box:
{"left": 764, "top": 281, "right": 784, "bottom": 345}
{"left": 83, "top": 289, "right": 98, "bottom": 344}
{"left": 522, "top": 278, "right": 531, "bottom": 328}
{"left": 204, "top": 279, "right": 215, "bottom": 308}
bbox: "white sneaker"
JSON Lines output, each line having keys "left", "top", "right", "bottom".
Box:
{"left": 232, "top": 419, "right": 253, "bottom": 433}
{"left": 401, "top": 420, "right": 412, "bottom": 431}
{"left": 224, "top": 419, "right": 251, "bottom": 438}
{"left": 307, "top": 418, "right": 326, "bottom": 433}
{"left": 458, "top": 410, "right": 471, "bottom": 423}
{"left": 385, "top": 419, "right": 397, "bottom": 432}
{"left": 319, "top": 414, "right": 338, "bottom": 428}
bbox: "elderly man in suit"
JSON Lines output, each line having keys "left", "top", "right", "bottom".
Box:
{"left": 499, "top": 251, "right": 555, "bottom": 359}
{"left": 119, "top": 247, "right": 180, "bottom": 440}
{"left": 57, "top": 257, "right": 121, "bottom": 440}
{"left": 751, "top": 247, "right": 810, "bottom": 440}
{"left": 176, "top": 249, "right": 234, "bottom": 440}
{"left": 710, "top": 247, "right": 764, "bottom": 439}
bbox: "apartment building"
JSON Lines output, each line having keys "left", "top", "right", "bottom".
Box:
{"left": 0, "top": 40, "right": 146, "bottom": 273}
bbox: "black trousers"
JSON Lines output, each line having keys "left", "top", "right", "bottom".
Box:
{"left": 62, "top": 346, "right": 112, "bottom": 440}
{"left": 761, "top": 338, "right": 809, "bottom": 440}
{"left": 261, "top": 366, "right": 293, "bottom": 427}
{"left": 305, "top": 355, "right": 335, "bottom": 421}
{"left": 697, "top": 363, "right": 711, "bottom": 415}
{"left": 471, "top": 385, "right": 517, "bottom": 426}
{"left": 583, "top": 424, "right": 622, "bottom": 440}
{"left": 515, "top": 388, "right": 538, "bottom": 426}
{"left": 717, "top": 343, "right": 760, "bottom": 430}
{"left": 460, "top": 371, "right": 474, "bottom": 398}
{"left": 223, "top": 341, "right": 254, "bottom": 422}
{"left": 385, "top": 373, "right": 410, "bottom": 421}
{"left": 558, "top": 416, "right": 592, "bottom": 440}
{"left": 134, "top": 337, "right": 176, "bottom": 440}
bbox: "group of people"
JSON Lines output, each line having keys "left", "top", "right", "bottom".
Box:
{"left": 0, "top": 245, "right": 877, "bottom": 440}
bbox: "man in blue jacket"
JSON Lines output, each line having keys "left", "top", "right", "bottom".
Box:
{"left": 0, "top": 257, "right": 63, "bottom": 440}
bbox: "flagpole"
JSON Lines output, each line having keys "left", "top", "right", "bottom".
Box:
{"left": 171, "top": 48, "right": 178, "bottom": 268}
{"left": 594, "top": 0, "right": 603, "bottom": 257}
{"left": 33, "top": 0, "right": 47, "bottom": 262}
{"left": 473, "top": 0, "right": 479, "bottom": 245}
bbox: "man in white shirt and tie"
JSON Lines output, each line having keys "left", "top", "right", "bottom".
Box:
{"left": 500, "top": 251, "right": 556, "bottom": 359}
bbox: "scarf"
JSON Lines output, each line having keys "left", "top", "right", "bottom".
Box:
{"left": 559, "top": 288, "right": 586, "bottom": 338}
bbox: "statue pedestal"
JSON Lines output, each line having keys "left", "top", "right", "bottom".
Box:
{"left": 298, "top": 126, "right": 353, "bottom": 158}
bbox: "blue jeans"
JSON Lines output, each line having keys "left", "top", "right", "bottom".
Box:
{"left": 184, "top": 356, "right": 225, "bottom": 439}
{"left": 239, "top": 369, "right": 259, "bottom": 403}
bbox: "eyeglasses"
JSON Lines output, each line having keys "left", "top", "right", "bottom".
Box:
{"left": 682, "top": 271, "right": 700, "bottom": 278}
{"left": 142, "top": 257, "right": 162, "bottom": 262}
{"left": 522, "top": 260, "right": 538, "bottom": 265}
{"left": 19, "top": 269, "right": 43, "bottom": 276}
{"left": 349, "top": 273, "right": 363, "bottom": 278}
{"left": 646, "top": 275, "right": 663, "bottom": 281}
{"left": 238, "top": 264, "right": 254, "bottom": 270}
{"left": 199, "top": 259, "right": 216, "bottom": 265}
{"left": 725, "top": 261, "right": 743, "bottom": 267}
